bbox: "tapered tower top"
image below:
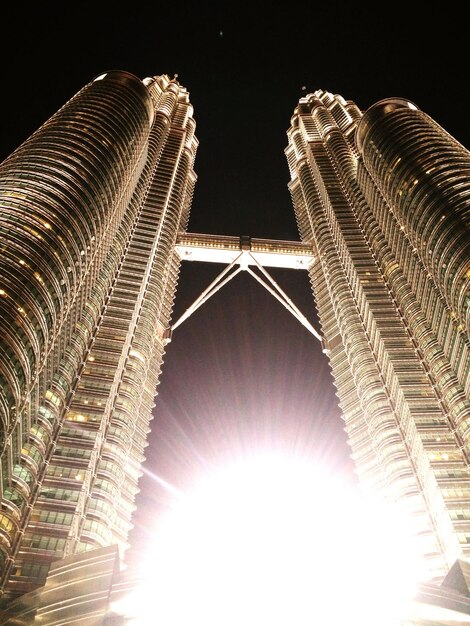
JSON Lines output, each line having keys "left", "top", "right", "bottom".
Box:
{"left": 356, "top": 97, "right": 418, "bottom": 152}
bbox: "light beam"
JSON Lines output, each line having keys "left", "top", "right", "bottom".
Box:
{"left": 114, "top": 450, "right": 424, "bottom": 625}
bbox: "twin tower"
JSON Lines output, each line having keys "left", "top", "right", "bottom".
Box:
{"left": 0, "top": 70, "right": 468, "bottom": 620}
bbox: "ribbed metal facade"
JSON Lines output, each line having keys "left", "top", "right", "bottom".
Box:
{"left": 286, "top": 91, "right": 470, "bottom": 582}
{"left": 0, "top": 71, "right": 197, "bottom": 600}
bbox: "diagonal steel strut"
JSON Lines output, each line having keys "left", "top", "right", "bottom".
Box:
{"left": 245, "top": 252, "right": 322, "bottom": 341}
{"left": 170, "top": 250, "right": 322, "bottom": 342}
{"left": 171, "top": 252, "right": 244, "bottom": 332}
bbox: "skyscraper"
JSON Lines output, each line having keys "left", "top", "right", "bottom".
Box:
{"left": 0, "top": 70, "right": 469, "bottom": 625}
{"left": 0, "top": 70, "right": 198, "bottom": 601}
{"left": 286, "top": 90, "right": 470, "bottom": 583}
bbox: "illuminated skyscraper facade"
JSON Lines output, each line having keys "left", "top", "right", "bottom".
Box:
{"left": 286, "top": 91, "right": 470, "bottom": 583}
{"left": 0, "top": 71, "right": 470, "bottom": 625}
{"left": 0, "top": 70, "right": 198, "bottom": 600}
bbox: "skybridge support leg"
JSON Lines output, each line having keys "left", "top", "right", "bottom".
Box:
{"left": 168, "top": 249, "right": 323, "bottom": 343}
{"left": 170, "top": 253, "right": 244, "bottom": 333}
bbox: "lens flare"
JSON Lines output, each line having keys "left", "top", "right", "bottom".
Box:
{"left": 114, "top": 451, "right": 423, "bottom": 625}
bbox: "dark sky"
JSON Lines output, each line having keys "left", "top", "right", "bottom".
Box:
{"left": 1, "top": 4, "right": 468, "bottom": 564}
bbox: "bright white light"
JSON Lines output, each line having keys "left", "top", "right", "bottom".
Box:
{"left": 115, "top": 451, "right": 424, "bottom": 625}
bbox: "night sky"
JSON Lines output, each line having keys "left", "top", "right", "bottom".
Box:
{"left": 1, "top": 4, "right": 468, "bottom": 565}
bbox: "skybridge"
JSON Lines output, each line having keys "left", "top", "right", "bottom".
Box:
{"left": 171, "top": 233, "right": 322, "bottom": 342}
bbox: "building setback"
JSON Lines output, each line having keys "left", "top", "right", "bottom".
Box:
{"left": 286, "top": 90, "right": 470, "bottom": 583}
